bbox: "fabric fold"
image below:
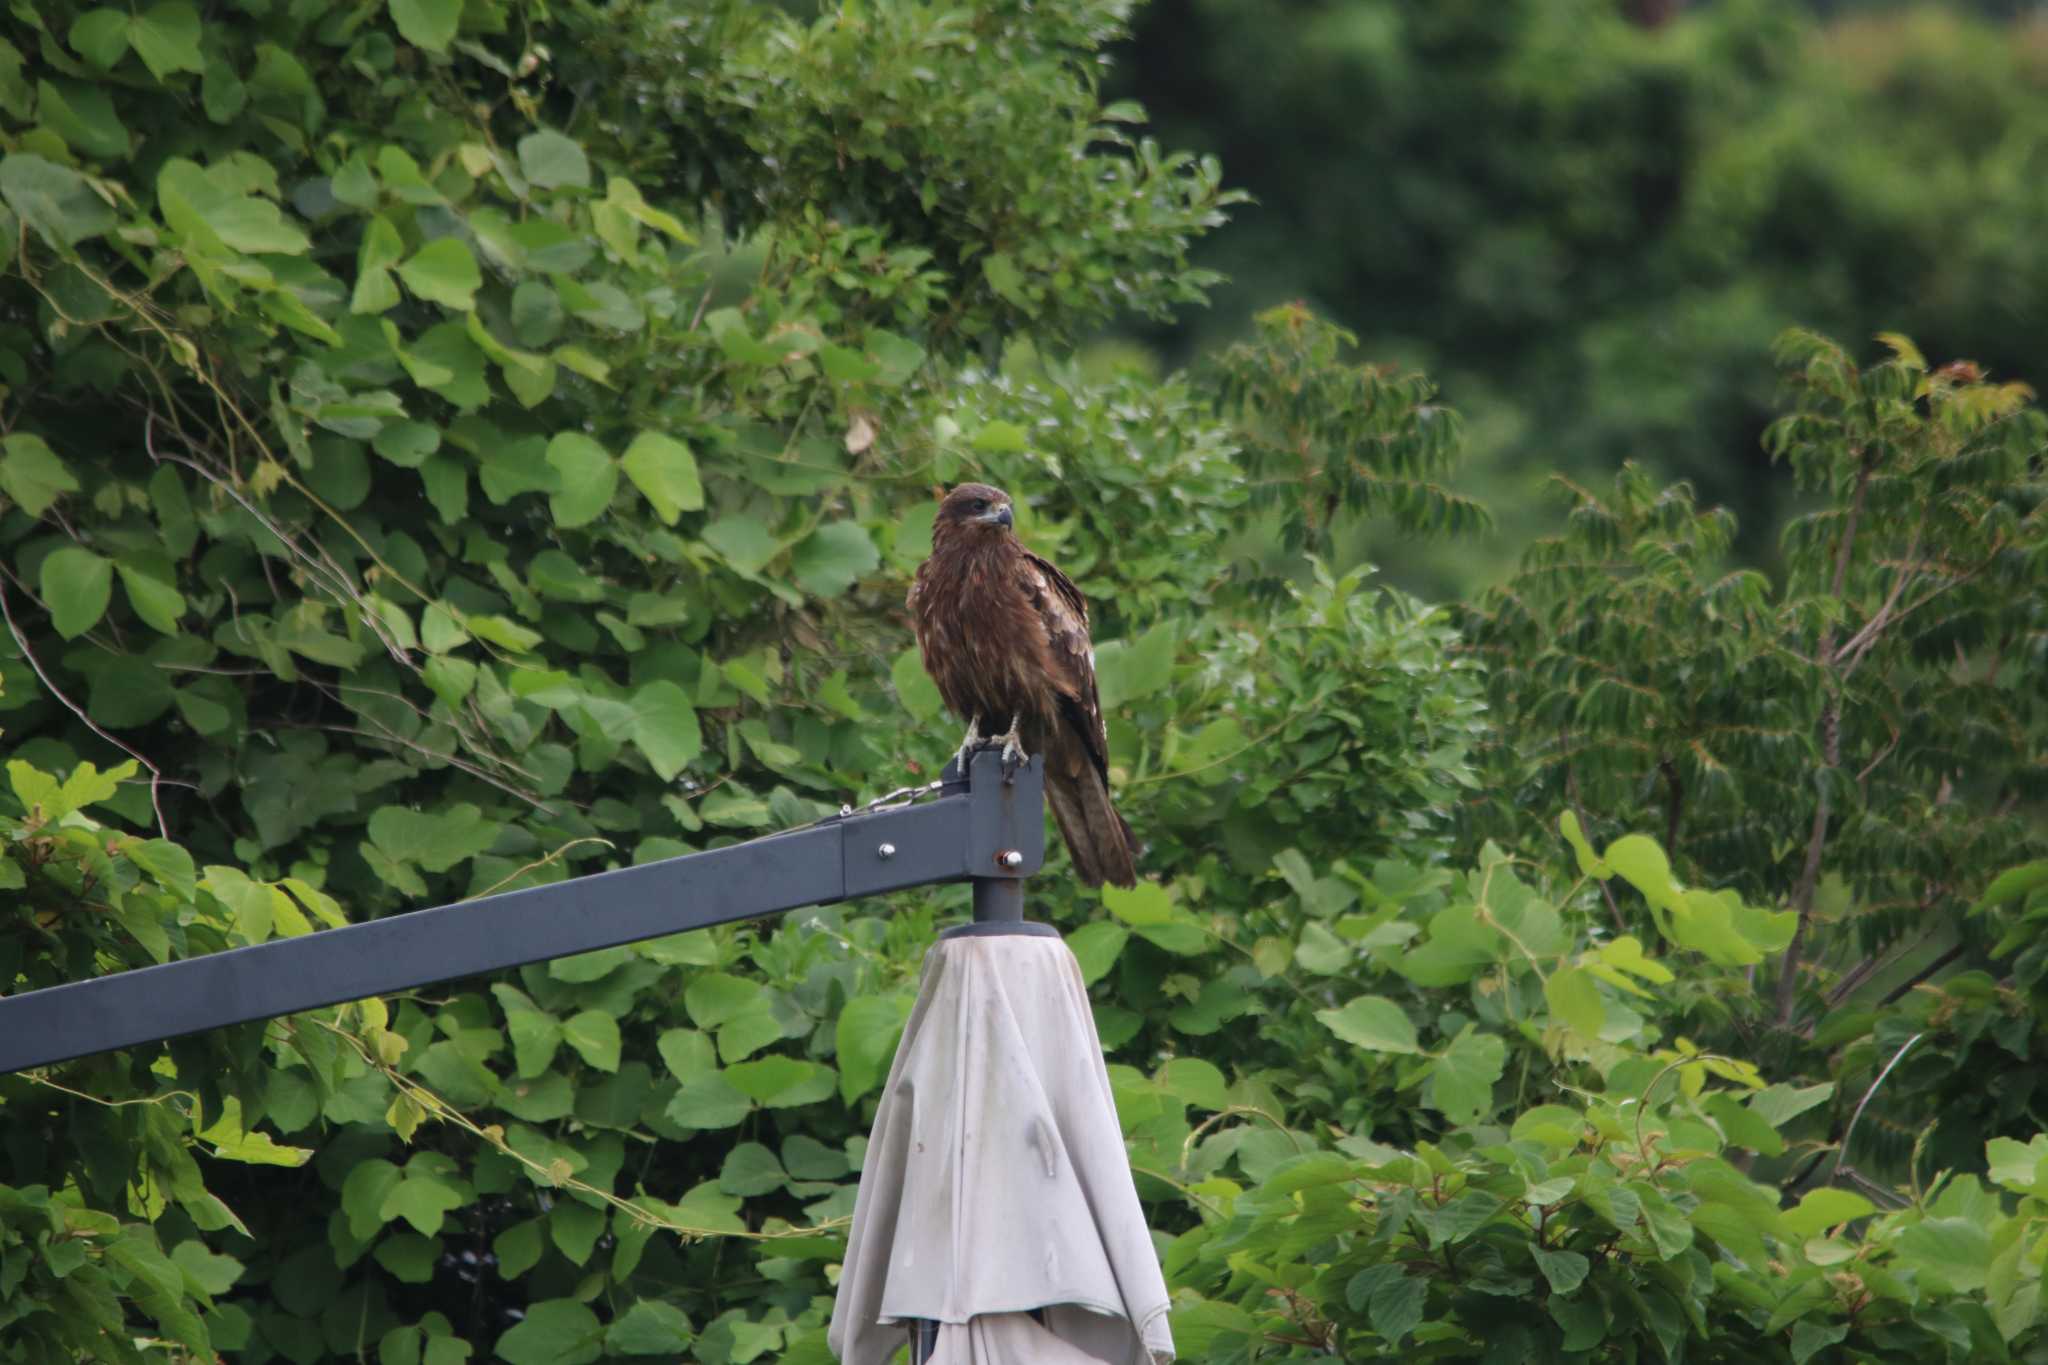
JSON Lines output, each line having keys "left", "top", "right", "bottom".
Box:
{"left": 829, "top": 934, "right": 1174, "bottom": 1365}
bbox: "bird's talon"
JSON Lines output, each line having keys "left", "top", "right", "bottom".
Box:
{"left": 996, "top": 724, "right": 1028, "bottom": 784}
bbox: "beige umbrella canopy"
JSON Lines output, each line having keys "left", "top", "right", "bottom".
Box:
{"left": 829, "top": 928, "right": 1175, "bottom": 1365}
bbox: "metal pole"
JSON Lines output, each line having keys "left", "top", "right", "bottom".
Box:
{"left": 971, "top": 876, "right": 1023, "bottom": 923}
{"left": 0, "top": 751, "right": 1044, "bottom": 1074}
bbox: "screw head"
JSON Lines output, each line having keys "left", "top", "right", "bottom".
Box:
{"left": 999, "top": 850, "right": 1024, "bottom": 870}
{"left": 877, "top": 842, "right": 896, "bottom": 860}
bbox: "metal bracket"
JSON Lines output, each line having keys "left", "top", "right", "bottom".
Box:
{"left": 0, "top": 750, "right": 1044, "bottom": 1074}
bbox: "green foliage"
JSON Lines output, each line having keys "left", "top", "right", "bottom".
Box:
{"left": 1468, "top": 333, "right": 2045, "bottom": 1007}
{"left": 1211, "top": 303, "right": 1486, "bottom": 559}
{"left": 1, "top": 0, "right": 2045, "bottom": 1361}
{"left": 1116, "top": 0, "right": 2048, "bottom": 581}
{"left": 1151, "top": 830, "right": 2047, "bottom": 1362}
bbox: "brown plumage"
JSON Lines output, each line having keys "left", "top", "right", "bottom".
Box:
{"left": 907, "top": 483, "right": 1137, "bottom": 888}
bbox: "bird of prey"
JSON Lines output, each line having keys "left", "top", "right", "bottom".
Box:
{"left": 907, "top": 483, "right": 1137, "bottom": 888}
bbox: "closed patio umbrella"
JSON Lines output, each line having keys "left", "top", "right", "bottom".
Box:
{"left": 829, "top": 922, "right": 1175, "bottom": 1365}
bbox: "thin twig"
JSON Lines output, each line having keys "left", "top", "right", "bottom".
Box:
{"left": 1877, "top": 944, "right": 1967, "bottom": 1007}
{"left": 0, "top": 579, "right": 173, "bottom": 839}
{"left": 1829, "top": 1032, "right": 1924, "bottom": 1188}
{"left": 275, "top": 721, "right": 550, "bottom": 811}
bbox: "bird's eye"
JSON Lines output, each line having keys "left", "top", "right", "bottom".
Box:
{"left": 971, "top": 499, "right": 988, "bottom": 512}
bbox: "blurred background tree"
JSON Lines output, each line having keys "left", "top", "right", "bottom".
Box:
{"left": 1113, "top": 0, "right": 2048, "bottom": 588}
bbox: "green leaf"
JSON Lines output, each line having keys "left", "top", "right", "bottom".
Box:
{"left": 0, "top": 433, "right": 79, "bottom": 515}
{"left": 667, "top": 1073, "right": 752, "bottom": 1130}
{"left": 1544, "top": 966, "right": 1606, "bottom": 1039}
{"left": 0, "top": 154, "right": 115, "bottom": 247}
{"left": 1294, "top": 921, "right": 1351, "bottom": 975}
{"left": 836, "top": 994, "right": 910, "bottom": 1103}
{"left": 512, "top": 280, "right": 564, "bottom": 345}
{"left": 169, "top": 1240, "right": 244, "bottom": 1297}
{"left": 373, "top": 1233, "right": 439, "bottom": 1284}
{"left": 38, "top": 79, "right": 129, "bottom": 160}
{"left": 1368, "top": 1268, "right": 1426, "bottom": 1345}
{"left": 982, "top": 251, "right": 1028, "bottom": 305}
{"left": 398, "top": 238, "right": 482, "bottom": 310}
{"left": 373, "top": 420, "right": 441, "bottom": 468}
{"left": 1316, "top": 995, "right": 1420, "bottom": 1054}
{"left": 69, "top": 10, "right": 131, "bottom": 68}
{"left": 1750, "top": 1082, "right": 1834, "bottom": 1127}
{"left": 865, "top": 328, "right": 925, "bottom": 386}
{"left": 790, "top": 522, "right": 879, "bottom": 597}
{"left": 607, "top": 1300, "right": 694, "bottom": 1354}
{"left": 1095, "top": 621, "right": 1178, "bottom": 709}
{"left": 1977, "top": 860, "right": 2048, "bottom": 910}
{"left": 657, "top": 1029, "right": 715, "bottom": 1082}
{"left": 550, "top": 946, "right": 630, "bottom": 983}
{"left": 544, "top": 432, "right": 616, "bottom": 528}
{"left": 109, "top": 1234, "right": 208, "bottom": 1352}
{"left": 1781, "top": 1188, "right": 1876, "bottom": 1239}
{"left": 1430, "top": 1028, "right": 1506, "bottom": 1125}
{"left": 630, "top": 681, "right": 701, "bottom": 781}
{"left": 562, "top": 1010, "right": 621, "bottom": 1072}
{"left": 518, "top": 130, "right": 590, "bottom": 190}
{"left": 495, "top": 1299, "right": 603, "bottom": 1365}
{"left": 1532, "top": 1246, "right": 1589, "bottom": 1295}
{"left": 1898, "top": 1217, "right": 1990, "bottom": 1291}
{"left": 1790, "top": 1319, "right": 1849, "bottom": 1365}
{"left": 1986, "top": 1135, "right": 2048, "bottom": 1192}
{"left": 818, "top": 343, "right": 880, "bottom": 384}
{"left": 1065, "top": 921, "right": 1127, "bottom": 986}
{"left": 128, "top": 3, "right": 205, "bottom": 79}
{"left": 158, "top": 158, "right": 309, "bottom": 256}
{"left": 382, "top": 1176, "right": 466, "bottom": 1236}
{"left": 1704, "top": 1092, "right": 1786, "bottom": 1157}
{"left": 500, "top": 1007, "right": 562, "bottom": 1078}
{"left": 684, "top": 973, "right": 765, "bottom": 1030}
{"left": 718, "top": 1142, "right": 787, "bottom": 1197}
{"left": 388, "top": 0, "right": 461, "bottom": 51}
{"left": 890, "top": 647, "right": 944, "bottom": 723}
{"left": 494, "top": 1219, "right": 544, "bottom": 1279}
{"left": 1102, "top": 879, "right": 1174, "bottom": 926}
{"left": 720, "top": 1057, "right": 835, "bottom": 1107}
{"left": 1561, "top": 812, "right": 1606, "bottom": 875}
{"left": 1157, "top": 1057, "right": 1229, "bottom": 1110}
{"left": 1635, "top": 1185, "right": 1695, "bottom": 1259}
{"left": 342, "top": 1160, "right": 405, "bottom": 1238}
{"left": 970, "top": 419, "right": 1028, "bottom": 453}
{"left": 367, "top": 803, "right": 499, "bottom": 873}
{"left": 117, "top": 560, "right": 186, "bottom": 634}
{"left": 550, "top": 1201, "right": 605, "bottom": 1264}
{"left": 201, "top": 56, "right": 245, "bottom": 123}
{"left": 41, "top": 546, "right": 113, "bottom": 639}
{"left": 1606, "top": 834, "right": 1680, "bottom": 910}
{"left": 702, "top": 516, "right": 778, "bottom": 575}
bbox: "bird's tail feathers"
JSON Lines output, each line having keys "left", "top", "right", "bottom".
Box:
{"left": 1048, "top": 771, "right": 1137, "bottom": 889}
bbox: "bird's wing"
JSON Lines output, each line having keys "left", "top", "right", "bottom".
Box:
{"left": 1021, "top": 550, "right": 1111, "bottom": 781}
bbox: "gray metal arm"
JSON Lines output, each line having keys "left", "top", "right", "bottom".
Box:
{"left": 0, "top": 750, "right": 1043, "bottom": 1074}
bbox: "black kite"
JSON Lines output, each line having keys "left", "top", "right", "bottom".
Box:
{"left": 907, "top": 483, "right": 1137, "bottom": 888}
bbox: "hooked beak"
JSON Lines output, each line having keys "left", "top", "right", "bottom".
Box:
{"left": 980, "top": 504, "right": 1014, "bottom": 529}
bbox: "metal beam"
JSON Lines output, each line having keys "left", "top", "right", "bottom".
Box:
{"left": 0, "top": 751, "right": 1043, "bottom": 1074}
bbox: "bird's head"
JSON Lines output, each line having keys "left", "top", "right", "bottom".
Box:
{"left": 934, "top": 483, "right": 1015, "bottom": 538}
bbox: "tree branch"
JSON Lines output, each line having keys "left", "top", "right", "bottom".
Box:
{"left": 1659, "top": 756, "right": 1684, "bottom": 852}
{"left": 1775, "top": 450, "right": 1873, "bottom": 1027}
{"left": 0, "top": 578, "right": 174, "bottom": 839}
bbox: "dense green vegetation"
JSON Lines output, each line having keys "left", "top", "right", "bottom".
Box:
{"left": 1117, "top": 0, "right": 2048, "bottom": 580}
{"left": 0, "top": 0, "right": 2042, "bottom": 1362}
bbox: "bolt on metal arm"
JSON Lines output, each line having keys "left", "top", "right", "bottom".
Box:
{"left": 0, "top": 751, "right": 1044, "bottom": 1075}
